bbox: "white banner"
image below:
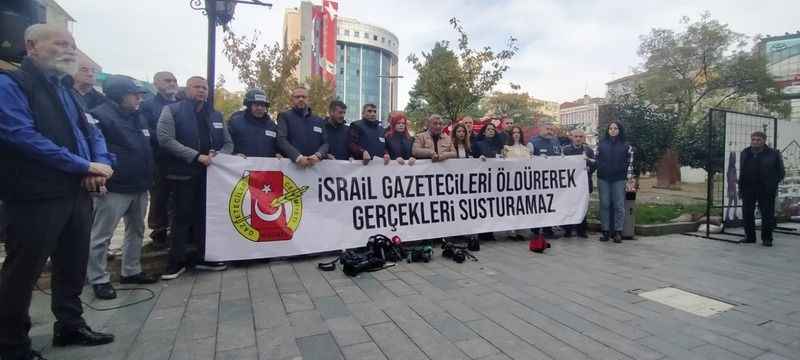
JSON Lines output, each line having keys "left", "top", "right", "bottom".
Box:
{"left": 205, "top": 153, "right": 589, "bottom": 261}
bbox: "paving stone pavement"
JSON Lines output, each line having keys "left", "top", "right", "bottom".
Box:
{"left": 26, "top": 232, "right": 800, "bottom": 360}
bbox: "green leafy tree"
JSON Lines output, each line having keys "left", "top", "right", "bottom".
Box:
{"left": 638, "top": 12, "right": 786, "bottom": 122}
{"left": 636, "top": 12, "right": 789, "bottom": 182}
{"left": 481, "top": 91, "right": 535, "bottom": 127}
{"left": 407, "top": 18, "right": 518, "bottom": 123}
{"left": 214, "top": 75, "right": 244, "bottom": 120}
{"left": 222, "top": 30, "right": 301, "bottom": 114}
{"left": 403, "top": 95, "right": 431, "bottom": 133}
{"left": 613, "top": 99, "right": 677, "bottom": 175}
{"left": 305, "top": 74, "right": 336, "bottom": 117}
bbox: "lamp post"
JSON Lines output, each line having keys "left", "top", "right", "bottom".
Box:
{"left": 189, "top": 0, "right": 271, "bottom": 106}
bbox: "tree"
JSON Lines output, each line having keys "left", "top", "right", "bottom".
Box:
{"left": 305, "top": 74, "right": 336, "bottom": 117}
{"left": 403, "top": 95, "right": 431, "bottom": 133}
{"left": 214, "top": 75, "right": 243, "bottom": 120}
{"left": 636, "top": 13, "right": 789, "bottom": 184}
{"left": 638, "top": 12, "right": 788, "bottom": 122}
{"left": 481, "top": 91, "right": 535, "bottom": 127}
{"left": 407, "top": 18, "right": 518, "bottom": 123}
{"left": 613, "top": 100, "right": 677, "bottom": 178}
{"left": 222, "top": 30, "right": 301, "bottom": 114}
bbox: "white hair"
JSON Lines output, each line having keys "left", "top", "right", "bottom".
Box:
{"left": 24, "top": 24, "right": 66, "bottom": 43}
{"left": 428, "top": 114, "right": 442, "bottom": 122}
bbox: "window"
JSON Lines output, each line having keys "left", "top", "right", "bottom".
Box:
{"left": 381, "top": 37, "right": 385, "bottom": 43}
{"left": 340, "top": 68, "right": 344, "bottom": 75}
{"left": 374, "top": 35, "right": 378, "bottom": 41}
{"left": 354, "top": 31, "right": 359, "bottom": 37}
{"left": 364, "top": 32, "right": 369, "bottom": 39}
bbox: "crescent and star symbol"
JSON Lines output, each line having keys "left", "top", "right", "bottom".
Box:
{"left": 254, "top": 184, "right": 282, "bottom": 221}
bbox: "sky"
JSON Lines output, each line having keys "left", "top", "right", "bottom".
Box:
{"left": 59, "top": 0, "right": 799, "bottom": 107}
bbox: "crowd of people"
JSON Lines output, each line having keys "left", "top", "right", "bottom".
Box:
{"left": 2, "top": 21, "right": 789, "bottom": 360}
{"left": 0, "top": 24, "right": 638, "bottom": 360}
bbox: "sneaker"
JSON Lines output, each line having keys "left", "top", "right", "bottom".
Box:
{"left": 92, "top": 283, "right": 116, "bottom": 300}
{"left": 613, "top": 231, "right": 622, "bottom": 243}
{"left": 195, "top": 261, "right": 227, "bottom": 271}
{"left": 599, "top": 231, "right": 609, "bottom": 242}
{"left": 120, "top": 272, "right": 159, "bottom": 284}
{"left": 161, "top": 264, "right": 186, "bottom": 280}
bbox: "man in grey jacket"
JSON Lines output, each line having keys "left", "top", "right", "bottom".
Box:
{"left": 157, "top": 76, "right": 232, "bottom": 279}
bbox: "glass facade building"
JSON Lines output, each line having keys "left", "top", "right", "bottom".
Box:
{"left": 336, "top": 43, "right": 396, "bottom": 123}
{"left": 334, "top": 17, "right": 399, "bottom": 124}
{"left": 283, "top": 7, "right": 399, "bottom": 124}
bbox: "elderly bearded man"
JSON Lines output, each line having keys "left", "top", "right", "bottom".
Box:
{"left": 0, "top": 24, "right": 116, "bottom": 359}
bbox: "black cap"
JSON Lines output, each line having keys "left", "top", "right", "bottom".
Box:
{"left": 103, "top": 75, "right": 148, "bottom": 103}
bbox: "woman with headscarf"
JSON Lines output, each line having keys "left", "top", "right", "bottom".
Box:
{"left": 596, "top": 121, "right": 634, "bottom": 243}
{"left": 383, "top": 112, "right": 416, "bottom": 165}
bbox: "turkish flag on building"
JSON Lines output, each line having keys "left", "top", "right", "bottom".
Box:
{"left": 248, "top": 171, "right": 293, "bottom": 241}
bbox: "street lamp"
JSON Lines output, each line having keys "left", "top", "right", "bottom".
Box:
{"left": 189, "top": 0, "right": 271, "bottom": 106}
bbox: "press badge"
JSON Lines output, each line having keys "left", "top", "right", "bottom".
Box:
{"left": 265, "top": 130, "right": 277, "bottom": 137}
{"left": 313, "top": 126, "right": 322, "bottom": 133}
{"left": 142, "top": 129, "right": 150, "bottom": 137}
{"left": 378, "top": 137, "right": 385, "bottom": 143}
{"left": 212, "top": 122, "right": 223, "bottom": 129}
{"left": 85, "top": 114, "right": 99, "bottom": 124}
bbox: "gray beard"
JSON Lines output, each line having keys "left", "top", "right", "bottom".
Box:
{"left": 45, "top": 58, "right": 79, "bottom": 76}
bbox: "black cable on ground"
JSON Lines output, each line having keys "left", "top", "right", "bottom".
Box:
{"left": 35, "top": 283, "right": 156, "bottom": 311}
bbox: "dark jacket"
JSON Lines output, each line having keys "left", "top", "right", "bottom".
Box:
{"left": 0, "top": 58, "right": 96, "bottom": 200}
{"left": 77, "top": 88, "right": 107, "bottom": 112}
{"left": 157, "top": 99, "right": 233, "bottom": 179}
{"left": 91, "top": 102, "right": 154, "bottom": 193}
{"left": 228, "top": 110, "right": 278, "bottom": 157}
{"left": 562, "top": 143, "right": 596, "bottom": 193}
{"left": 141, "top": 93, "right": 178, "bottom": 150}
{"left": 349, "top": 118, "right": 386, "bottom": 159}
{"left": 528, "top": 135, "right": 562, "bottom": 156}
{"left": 596, "top": 124, "right": 633, "bottom": 182}
{"left": 323, "top": 120, "right": 352, "bottom": 160}
{"left": 276, "top": 107, "right": 328, "bottom": 161}
{"left": 739, "top": 146, "right": 785, "bottom": 192}
{"left": 385, "top": 133, "right": 413, "bottom": 160}
{"left": 472, "top": 137, "right": 504, "bottom": 158}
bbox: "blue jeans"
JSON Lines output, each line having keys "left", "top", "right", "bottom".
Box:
{"left": 599, "top": 179, "right": 625, "bottom": 232}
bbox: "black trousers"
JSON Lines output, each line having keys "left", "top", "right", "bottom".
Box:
{"left": 147, "top": 165, "right": 174, "bottom": 244}
{"left": 168, "top": 176, "right": 205, "bottom": 267}
{"left": 0, "top": 192, "right": 91, "bottom": 352}
{"left": 742, "top": 186, "right": 777, "bottom": 241}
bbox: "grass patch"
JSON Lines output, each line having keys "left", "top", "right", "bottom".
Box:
{"left": 635, "top": 203, "right": 707, "bottom": 225}
{"left": 588, "top": 202, "right": 716, "bottom": 225}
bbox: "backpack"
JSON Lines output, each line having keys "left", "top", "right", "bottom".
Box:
{"left": 367, "top": 234, "right": 406, "bottom": 262}
{"left": 317, "top": 234, "right": 403, "bottom": 276}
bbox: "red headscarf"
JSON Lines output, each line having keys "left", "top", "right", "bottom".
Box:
{"left": 385, "top": 112, "right": 411, "bottom": 139}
